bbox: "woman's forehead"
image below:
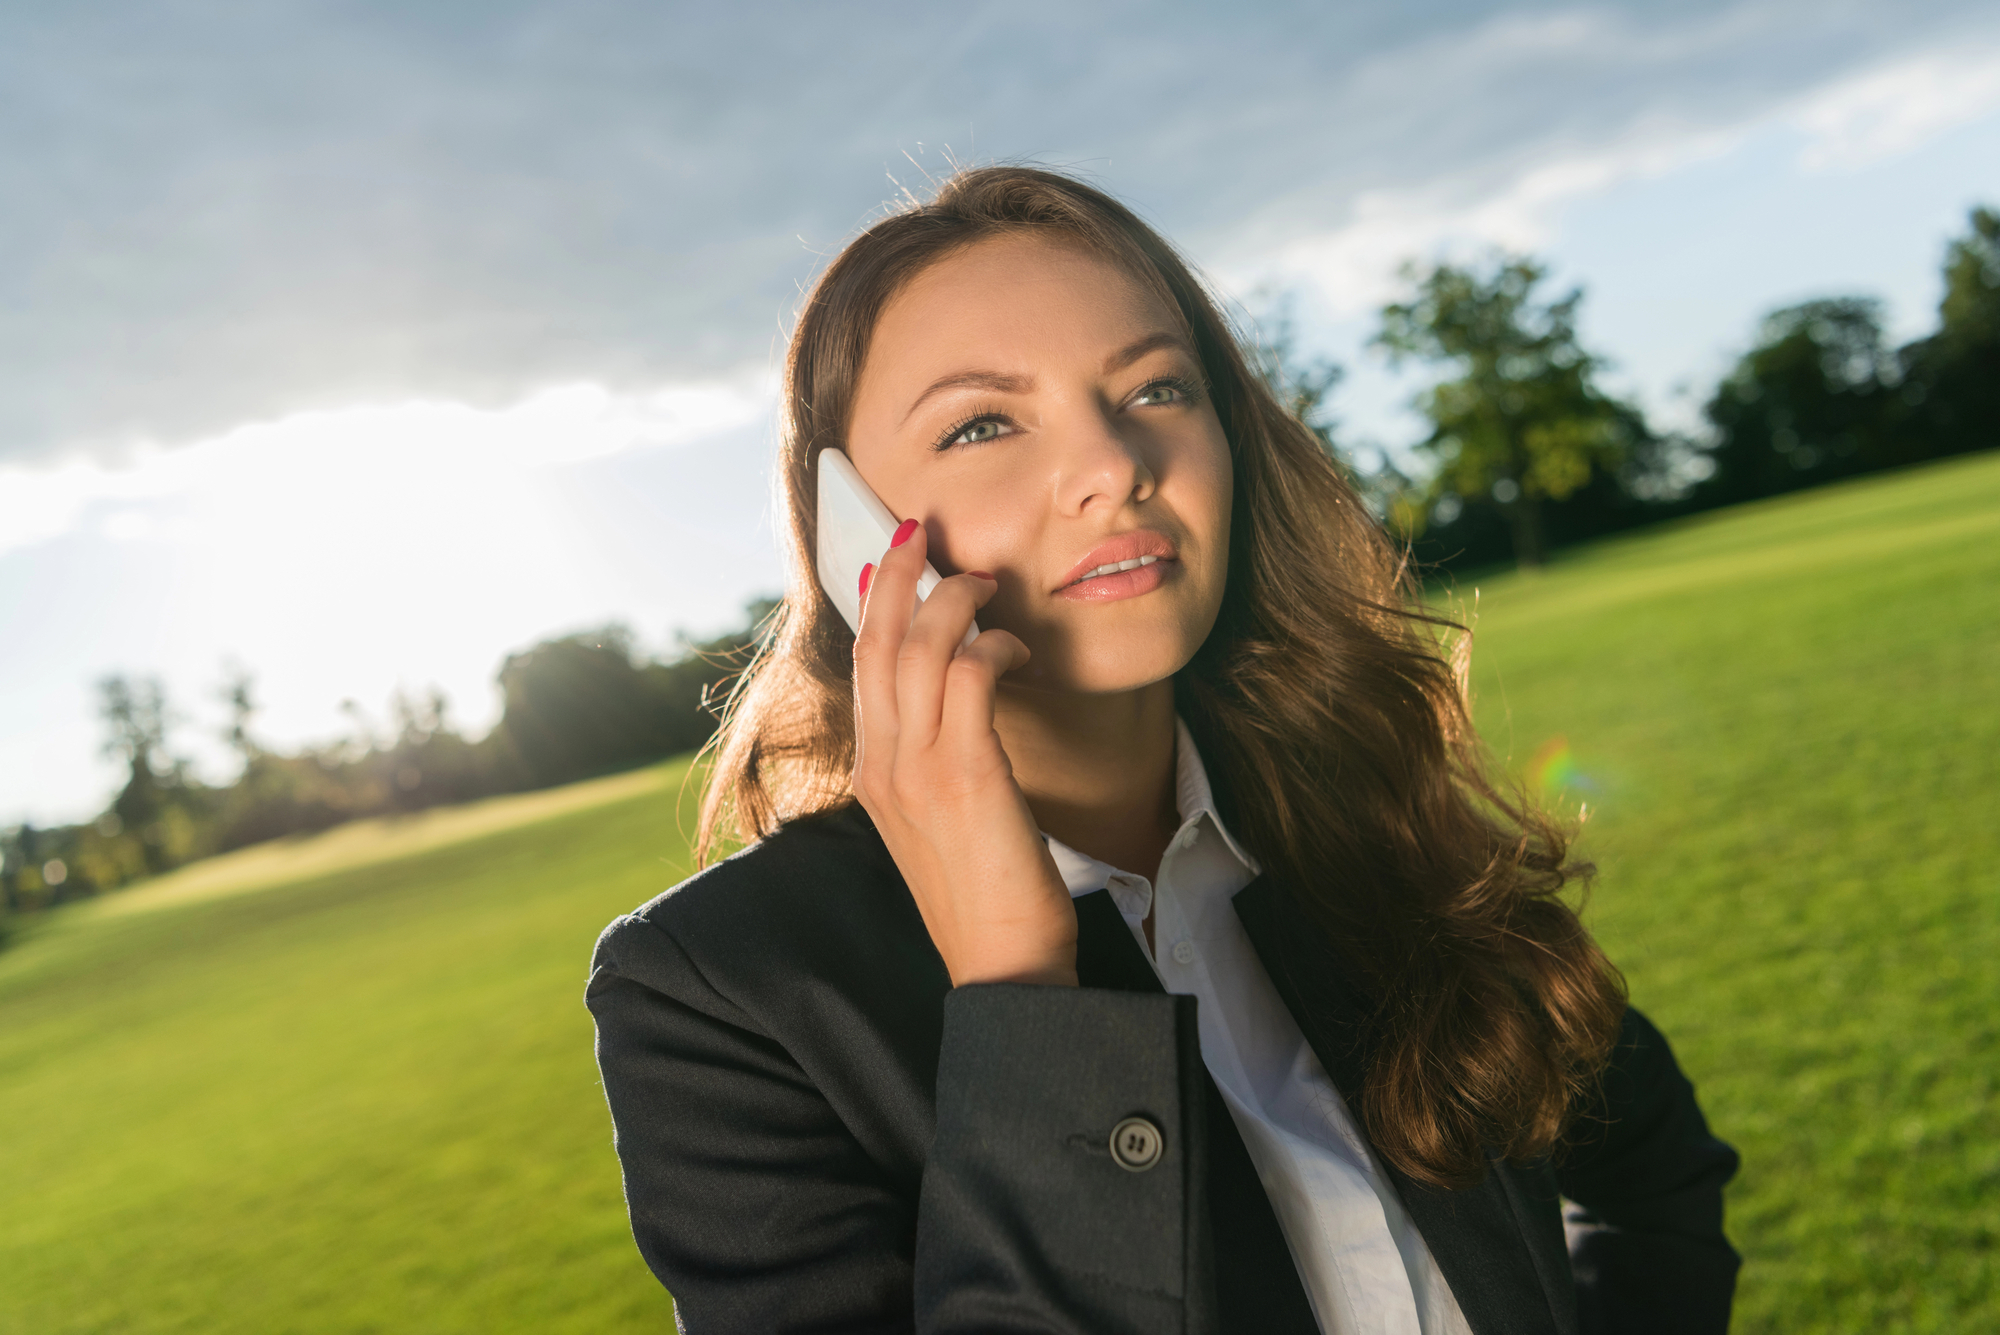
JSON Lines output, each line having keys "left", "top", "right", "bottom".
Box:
{"left": 862, "top": 233, "right": 1187, "bottom": 389}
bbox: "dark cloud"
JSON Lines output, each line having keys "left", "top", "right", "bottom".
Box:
{"left": 2, "top": 0, "right": 1992, "bottom": 459}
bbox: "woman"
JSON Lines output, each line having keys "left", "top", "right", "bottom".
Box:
{"left": 587, "top": 166, "right": 1739, "bottom": 1334}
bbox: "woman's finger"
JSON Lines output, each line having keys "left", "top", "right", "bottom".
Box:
{"left": 894, "top": 568, "right": 996, "bottom": 751}
{"left": 851, "top": 518, "right": 924, "bottom": 774}
{"left": 938, "top": 628, "right": 1031, "bottom": 759}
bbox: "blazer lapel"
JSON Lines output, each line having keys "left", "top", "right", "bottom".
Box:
{"left": 1231, "top": 875, "right": 1575, "bottom": 1335}
{"left": 1072, "top": 889, "right": 1167, "bottom": 995}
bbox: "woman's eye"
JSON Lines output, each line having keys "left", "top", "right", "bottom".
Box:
{"left": 951, "top": 418, "right": 1008, "bottom": 446}
{"left": 1131, "top": 381, "right": 1185, "bottom": 407}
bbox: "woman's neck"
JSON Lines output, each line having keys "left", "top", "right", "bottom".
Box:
{"left": 994, "top": 677, "right": 1181, "bottom": 883}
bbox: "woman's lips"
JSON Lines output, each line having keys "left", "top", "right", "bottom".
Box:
{"left": 1054, "top": 530, "right": 1179, "bottom": 602}
{"left": 1056, "top": 557, "right": 1173, "bottom": 602}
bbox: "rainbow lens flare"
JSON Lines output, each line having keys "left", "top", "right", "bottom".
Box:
{"left": 1526, "top": 735, "right": 1594, "bottom": 798}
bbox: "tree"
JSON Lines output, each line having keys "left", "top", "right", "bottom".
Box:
{"left": 490, "top": 607, "right": 772, "bottom": 789}
{"left": 99, "top": 675, "right": 170, "bottom": 776}
{"left": 1696, "top": 298, "right": 1894, "bottom": 507}
{"left": 1694, "top": 207, "right": 1998, "bottom": 510}
{"left": 218, "top": 666, "right": 261, "bottom": 767}
{"left": 1376, "top": 257, "right": 1641, "bottom": 567}
{"left": 1244, "top": 295, "right": 1437, "bottom": 529}
{"left": 1248, "top": 299, "right": 1346, "bottom": 459}
{"left": 649, "top": 598, "right": 780, "bottom": 757}
{"left": 1894, "top": 206, "right": 2000, "bottom": 460}
{"left": 98, "top": 675, "right": 184, "bottom": 874}
{"left": 0, "top": 824, "right": 27, "bottom": 917}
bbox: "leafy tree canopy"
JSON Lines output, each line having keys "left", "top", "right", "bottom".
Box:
{"left": 1937, "top": 205, "right": 2000, "bottom": 346}
{"left": 1375, "top": 256, "right": 1641, "bottom": 566}
{"left": 1697, "top": 297, "right": 1893, "bottom": 506}
{"left": 1894, "top": 207, "right": 2000, "bottom": 460}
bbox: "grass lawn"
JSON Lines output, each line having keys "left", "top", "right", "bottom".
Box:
{"left": 0, "top": 766, "right": 701, "bottom": 1334}
{"left": 3, "top": 452, "right": 1996, "bottom": 1331}
{"left": 1459, "top": 452, "right": 1999, "bottom": 1332}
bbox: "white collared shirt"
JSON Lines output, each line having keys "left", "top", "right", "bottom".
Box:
{"left": 1043, "top": 718, "right": 1474, "bottom": 1335}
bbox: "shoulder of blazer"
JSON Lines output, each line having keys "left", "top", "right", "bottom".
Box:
{"left": 589, "top": 802, "right": 948, "bottom": 1025}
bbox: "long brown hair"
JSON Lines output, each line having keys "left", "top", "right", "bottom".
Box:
{"left": 697, "top": 166, "right": 1625, "bottom": 1188}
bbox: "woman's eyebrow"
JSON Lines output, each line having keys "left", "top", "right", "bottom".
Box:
{"left": 901, "top": 370, "right": 1033, "bottom": 424}
{"left": 897, "top": 332, "right": 1191, "bottom": 425}
{"left": 1103, "top": 331, "right": 1194, "bottom": 374}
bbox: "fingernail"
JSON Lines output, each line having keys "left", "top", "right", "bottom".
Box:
{"left": 967, "top": 570, "right": 994, "bottom": 581}
{"left": 891, "top": 518, "right": 919, "bottom": 548}
{"left": 858, "top": 563, "right": 874, "bottom": 597}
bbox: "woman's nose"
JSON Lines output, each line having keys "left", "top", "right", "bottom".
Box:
{"left": 1052, "top": 406, "right": 1156, "bottom": 515}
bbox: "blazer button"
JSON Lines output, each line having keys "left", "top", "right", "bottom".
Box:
{"left": 1110, "top": 1116, "right": 1164, "bottom": 1171}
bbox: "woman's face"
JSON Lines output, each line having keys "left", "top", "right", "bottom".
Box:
{"left": 844, "top": 233, "right": 1233, "bottom": 694}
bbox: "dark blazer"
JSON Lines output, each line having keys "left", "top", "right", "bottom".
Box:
{"left": 587, "top": 803, "right": 1740, "bottom": 1334}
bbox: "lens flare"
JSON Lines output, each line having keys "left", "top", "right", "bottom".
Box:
{"left": 1526, "top": 735, "right": 1594, "bottom": 798}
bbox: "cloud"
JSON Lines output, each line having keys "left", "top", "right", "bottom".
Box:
{"left": 1231, "top": 121, "right": 1747, "bottom": 316}
{"left": 3, "top": 0, "right": 1997, "bottom": 465}
{"left": 1792, "top": 46, "right": 2000, "bottom": 170}
{"left": 0, "top": 376, "right": 773, "bottom": 560}
{"left": 1209, "top": 10, "right": 2000, "bottom": 316}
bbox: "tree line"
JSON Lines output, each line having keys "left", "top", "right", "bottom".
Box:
{"left": 0, "top": 609, "right": 772, "bottom": 925}
{"left": 1340, "top": 205, "right": 1998, "bottom": 569}
{"left": 1, "top": 206, "right": 1992, "bottom": 930}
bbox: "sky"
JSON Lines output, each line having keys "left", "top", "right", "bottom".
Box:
{"left": 4, "top": 0, "right": 1998, "bottom": 824}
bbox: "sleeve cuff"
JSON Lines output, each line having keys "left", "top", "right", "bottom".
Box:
{"left": 916, "top": 984, "right": 1204, "bottom": 1330}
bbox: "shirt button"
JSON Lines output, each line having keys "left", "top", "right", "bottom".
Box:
{"left": 1171, "top": 940, "right": 1196, "bottom": 965}
{"left": 1110, "top": 1116, "right": 1164, "bottom": 1171}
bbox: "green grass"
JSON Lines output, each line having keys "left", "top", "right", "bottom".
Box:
{"left": 0, "top": 764, "right": 701, "bottom": 1334}
{"left": 1461, "top": 453, "right": 2000, "bottom": 1332}
{"left": 2, "top": 454, "right": 1996, "bottom": 1332}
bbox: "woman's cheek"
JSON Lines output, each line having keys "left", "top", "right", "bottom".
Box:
{"left": 945, "top": 499, "right": 1037, "bottom": 575}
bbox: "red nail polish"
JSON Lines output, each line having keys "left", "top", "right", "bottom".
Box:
{"left": 858, "top": 563, "right": 874, "bottom": 598}
{"left": 891, "top": 519, "right": 919, "bottom": 548}
{"left": 967, "top": 570, "right": 994, "bottom": 581}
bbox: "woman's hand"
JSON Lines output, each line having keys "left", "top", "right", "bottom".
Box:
{"left": 852, "top": 519, "right": 1079, "bottom": 988}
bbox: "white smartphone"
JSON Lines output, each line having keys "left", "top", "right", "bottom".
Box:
{"left": 816, "top": 448, "right": 978, "bottom": 647}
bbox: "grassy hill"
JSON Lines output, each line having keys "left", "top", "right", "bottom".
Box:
{"left": 0, "top": 767, "right": 699, "bottom": 1334}
{"left": 4, "top": 453, "right": 1996, "bottom": 1332}
{"left": 1458, "top": 451, "right": 1999, "bottom": 1332}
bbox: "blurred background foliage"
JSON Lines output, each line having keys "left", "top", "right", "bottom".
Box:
{"left": 1356, "top": 204, "right": 2000, "bottom": 570}
{"left": 1, "top": 607, "right": 773, "bottom": 924}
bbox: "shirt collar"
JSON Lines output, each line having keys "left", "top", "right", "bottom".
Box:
{"left": 1168, "top": 714, "right": 1261, "bottom": 875}
{"left": 1045, "top": 715, "right": 1260, "bottom": 900}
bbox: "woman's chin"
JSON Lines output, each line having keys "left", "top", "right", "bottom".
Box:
{"left": 1002, "top": 637, "right": 1195, "bottom": 697}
